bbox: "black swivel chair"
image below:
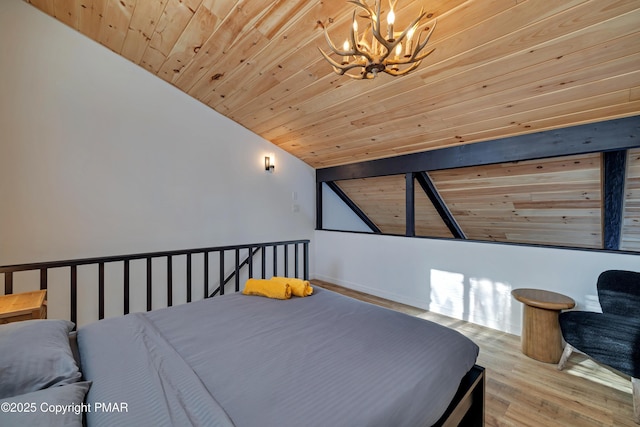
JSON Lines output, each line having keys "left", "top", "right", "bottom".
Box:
{"left": 558, "top": 270, "right": 640, "bottom": 424}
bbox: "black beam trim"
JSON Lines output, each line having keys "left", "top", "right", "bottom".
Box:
{"left": 325, "top": 181, "right": 381, "bottom": 233}
{"left": 416, "top": 171, "right": 466, "bottom": 239}
{"left": 317, "top": 116, "right": 640, "bottom": 182}
{"left": 316, "top": 181, "right": 323, "bottom": 230}
{"left": 602, "top": 150, "right": 627, "bottom": 250}
{"left": 406, "top": 173, "right": 415, "bottom": 237}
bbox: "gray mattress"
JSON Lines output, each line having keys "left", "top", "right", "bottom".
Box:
{"left": 77, "top": 287, "right": 479, "bottom": 427}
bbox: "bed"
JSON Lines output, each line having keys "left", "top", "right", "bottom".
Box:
{"left": 0, "top": 241, "right": 484, "bottom": 426}
{"left": 1, "top": 286, "right": 482, "bottom": 426}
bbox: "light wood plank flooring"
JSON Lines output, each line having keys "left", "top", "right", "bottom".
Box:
{"left": 312, "top": 280, "right": 636, "bottom": 427}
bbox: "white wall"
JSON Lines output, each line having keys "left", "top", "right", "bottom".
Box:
{"left": 0, "top": 1, "right": 316, "bottom": 322}
{"left": 321, "top": 183, "right": 372, "bottom": 232}
{"left": 0, "top": 0, "right": 315, "bottom": 265}
{"left": 314, "top": 230, "right": 639, "bottom": 335}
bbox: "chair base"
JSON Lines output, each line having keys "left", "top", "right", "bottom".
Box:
{"left": 558, "top": 344, "right": 639, "bottom": 424}
{"left": 557, "top": 343, "right": 573, "bottom": 371}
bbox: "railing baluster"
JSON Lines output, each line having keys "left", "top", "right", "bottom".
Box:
{"left": 204, "top": 252, "right": 209, "bottom": 299}
{"left": 40, "top": 269, "right": 48, "bottom": 290}
{"left": 273, "top": 245, "right": 277, "bottom": 277}
{"left": 98, "top": 263, "right": 105, "bottom": 320}
{"left": 147, "top": 258, "right": 152, "bottom": 312}
{"left": 219, "top": 251, "right": 225, "bottom": 296}
{"left": 124, "top": 260, "right": 130, "bottom": 315}
{"left": 235, "top": 249, "right": 240, "bottom": 292}
{"left": 4, "top": 272, "right": 13, "bottom": 294}
{"left": 167, "top": 256, "right": 173, "bottom": 307}
{"left": 187, "top": 253, "right": 192, "bottom": 303}
{"left": 295, "top": 243, "right": 299, "bottom": 278}
{"left": 70, "top": 266, "right": 77, "bottom": 325}
{"left": 304, "top": 242, "right": 309, "bottom": 280}
{"left": 284, "top": 245, "right": 289, "bottom": 277}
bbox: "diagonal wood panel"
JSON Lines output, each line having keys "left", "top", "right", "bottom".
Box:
{"left": 415, "top": 186, "right": 455, "bottom": 239}
{"left": 429, "top": 154, "right": 603, "bottom": 248}
{"left": 335, "top": 175, "right": 408, "bottom": 236}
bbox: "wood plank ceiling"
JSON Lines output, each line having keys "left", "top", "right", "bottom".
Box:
{"left": 26, "top": 0, "right": 640, "bottom": 168}
{"left": 25, "top": 0, "right": 640, "bottom": 252}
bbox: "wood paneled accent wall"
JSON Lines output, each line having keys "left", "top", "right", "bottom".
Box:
{"left": 429, "top": 154, "right": 602, "bottom": 248}
{"left": 329, "top": 147, "right": 640, "bottom": 251}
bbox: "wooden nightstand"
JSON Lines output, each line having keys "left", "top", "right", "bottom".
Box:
{"left": 511, "top": 288, "right": 575, "bottom": 363}
{"left": 0, "top": 290, "right": 47, "bottom": 324}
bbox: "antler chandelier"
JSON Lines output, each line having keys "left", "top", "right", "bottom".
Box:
{"left": 319, "top": 0, "right": 437, "bottom": 79}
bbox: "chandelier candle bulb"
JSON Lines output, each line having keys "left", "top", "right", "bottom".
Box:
{"left": 405, "top": 26, "right": 415, "bottom": 57}
{"left": 353, "top": 19, "right": 358, "bottom": 41}
{"left": 387, "top": 9, "right": 395, "bottom": 40}
{"left": 343, "top": 40, "right": 350, "bottom": 64}
{"left": 395, "top": 43, "right": 402, "bottom": 60}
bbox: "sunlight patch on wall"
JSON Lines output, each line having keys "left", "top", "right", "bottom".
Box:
{"left": 430, "top": 269, "right": 514, "bottom": 331}
{"left": 430, "top": 269, "right": 465, "bottom": 319}
{"left": 469, "top": 277, "right": 512, "bottom": 331}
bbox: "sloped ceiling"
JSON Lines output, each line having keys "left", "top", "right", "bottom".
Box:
{"left": 25, "top": 0, "right": 640, "bottom": 168}
{"left": 24, "top": 0, "right": 640, "bottom": 252}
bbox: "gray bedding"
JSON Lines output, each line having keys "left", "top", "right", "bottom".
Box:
{"left": 77, "top": 287, "right": 478, "bottom": 427}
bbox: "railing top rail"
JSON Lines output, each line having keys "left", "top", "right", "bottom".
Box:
{"left": 0, "top": 239, "right": 310, "bottom": 273}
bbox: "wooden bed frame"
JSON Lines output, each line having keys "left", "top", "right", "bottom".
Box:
{"left": 2, "top": 239, "right": 485, "bottom": 426}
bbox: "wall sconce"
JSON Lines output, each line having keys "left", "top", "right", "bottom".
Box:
{"left": 265, "top": 155, "right": 275, "bottom": 172}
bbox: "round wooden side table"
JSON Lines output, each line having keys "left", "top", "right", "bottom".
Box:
{"left": 511, "top": 288, "right": 575, "bottom": 363}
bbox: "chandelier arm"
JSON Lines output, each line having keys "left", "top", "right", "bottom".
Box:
{"left": 322, "top": 27, "right": 351, "bottom": 57}
{"left": 384, "top": 61, "right": 421, "bottom": 76}
{"left": 397, "top": 9, "right": 427, "bottom": 46}
{"left": 411, "top": 20, "right": 437, "bottom": 60}
{"left": 318, "top": 48, "right": 368, "bottom": 76}
{"left": 371, "top": 0, "right": 388, "bottom": 51}
{"left": 348, "top": 0, "right": 374, "bottom": 18}
{"left": 412, "top": 47, "right": 436, "bottom": 62}
{"left": 318, "top": 48, "right": 349, "bottom": 73}
{"left": 350, "top": 11, "right": 374, "bottom": 63}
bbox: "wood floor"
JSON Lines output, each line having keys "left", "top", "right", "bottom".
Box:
{"left": 312, "top": 280, "right": 636, "bottom": 427}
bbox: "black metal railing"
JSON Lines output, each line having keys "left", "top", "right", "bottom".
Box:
{"left": 0, "top": 240, "right": 309, "bottom": 325}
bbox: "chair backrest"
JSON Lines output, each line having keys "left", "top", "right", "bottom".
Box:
{"left": 597, "top": 270, "right": 640, "bottom": 316}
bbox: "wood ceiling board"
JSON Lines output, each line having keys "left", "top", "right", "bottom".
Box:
{"left": 293, "top": 72, "right": 640, "bottom": 164}
{"left": 120, "top": 0, "right": 168, "bottom": 64}
{"left": 138, "top": 0, "right": 201, "bottom": 73}
{"left": 266, "top": 24, "right": 640, "bottom": 153}
{"left": 26, "top": 0, "right": 640, "bottom": 168}
{"left": 256, "top": 1, "right": 637, "bottom": 160}
{"left": 233, "top": 0, "right": 494, "bottom": 132}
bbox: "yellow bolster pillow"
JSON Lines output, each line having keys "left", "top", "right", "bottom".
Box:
{"left": 242, "top": 278, "right": 291, "bottom": 300}
{"left": 271, "top": 277, "right": 313, "bottom": 297}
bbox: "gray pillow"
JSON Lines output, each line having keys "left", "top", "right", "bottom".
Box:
{"left": 0, "top": 381, "right": 91, "bottom": 426}
{"left": 0, "top": 320, "right": 81, "bottom": 399}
